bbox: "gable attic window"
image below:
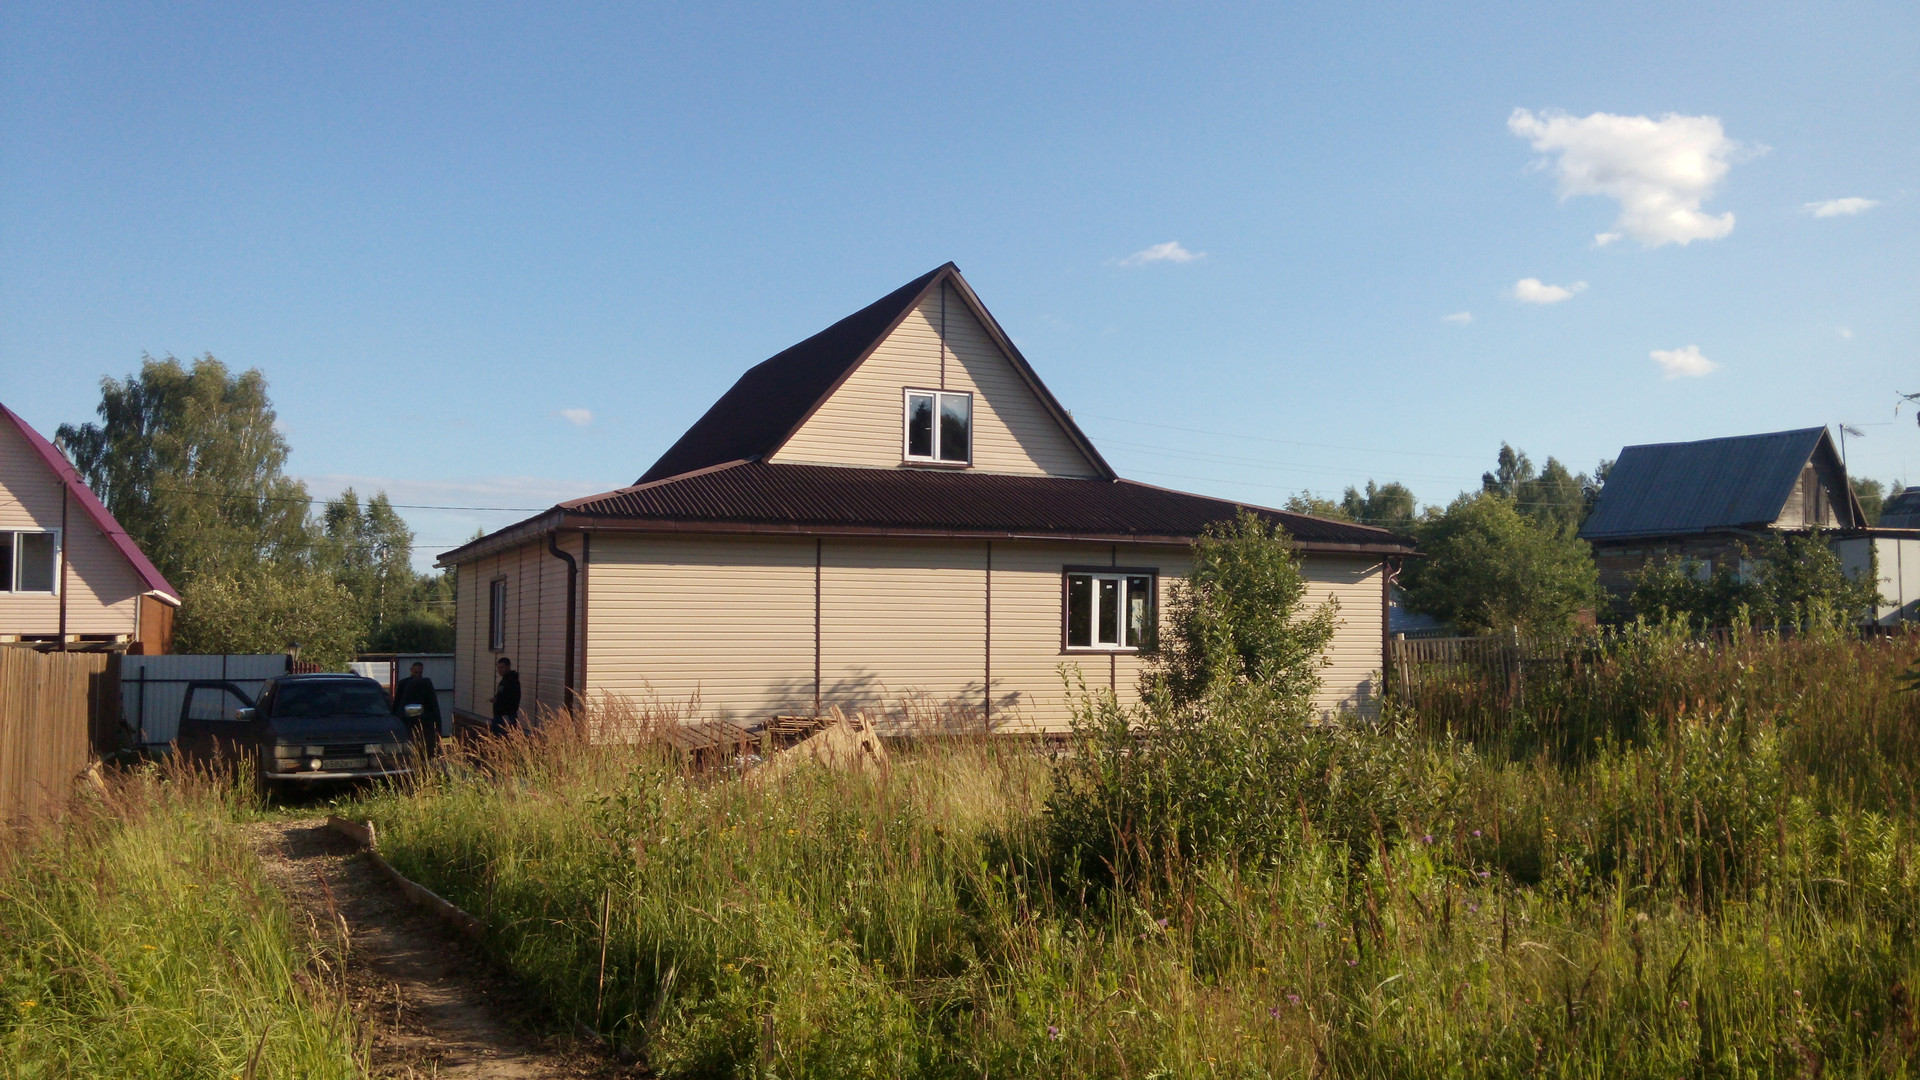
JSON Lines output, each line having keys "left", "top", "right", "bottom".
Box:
{"left": 903, "top": 389, "right": 971, "bottom": 465}
{"left": 0, "top": 531, "right": 59, "bottom": 593}
{"left": 1064, "top": 569, "right": 1155, "bottom": 651}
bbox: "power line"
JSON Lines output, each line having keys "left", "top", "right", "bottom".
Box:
{"left": 1081, "top": 413, "right": 1489, "bottom": 460}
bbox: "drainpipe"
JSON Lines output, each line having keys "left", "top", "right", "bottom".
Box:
{"left": 57, "top": 481, "right": 69, "bottom": 651}
{"left": 547, "top": 531, "right": 578, "bottom": 710}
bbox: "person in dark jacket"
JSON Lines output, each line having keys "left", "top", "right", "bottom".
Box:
{"left": 391, "top": 661, "right": 442, "bottom": 756}
{"left": 490, "top": 657, "right": 522, "bottom": 737}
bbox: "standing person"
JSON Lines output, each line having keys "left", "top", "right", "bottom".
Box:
{"left": 391, "top": 661, "right": 442, "bottom": 757}
{"left": 490, "top": 656, "right": 522, "bottom": 737}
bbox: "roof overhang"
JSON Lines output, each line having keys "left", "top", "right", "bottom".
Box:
{"left": 438, "top": 510, "right": 1413, "bottom": 566}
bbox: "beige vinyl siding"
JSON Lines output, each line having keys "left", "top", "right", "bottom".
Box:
{"left": 984, "top": 542, "right": 1190, "bottom": 732}
{"left": 771, "top": 283, "right": 1100, "bottom": 478}
{"left": 819, "top": 540, "right": 986, "bottom": 720}
{"left": 585, "top": 534, "right": 815, "bottom": 723}
{"left": 1301, "top": 555, "right": 1387, "bottom": 718}
{"left": 0, "top": 421, "right": 144, "bottom": 639}
{"left": 452, "top": 534, "right": 583, "bottom": 721}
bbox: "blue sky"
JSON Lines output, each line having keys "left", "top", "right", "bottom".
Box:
{"left": 4, "top": 2, "right": 1915, "bottom": 568}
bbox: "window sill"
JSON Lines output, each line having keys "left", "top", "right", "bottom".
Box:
{"left": 1061, "top": 647, "right": 1145, "bottom": 656}
{"left": 899, "top": 460, "right": 972, "bottom": 470}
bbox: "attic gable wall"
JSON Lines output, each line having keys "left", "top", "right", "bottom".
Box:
{"left": 769, "top": 283, "right": 1101, "bottom": 478}
{"left": 1775, "top": 451, "right": 1854, "bottom": 528}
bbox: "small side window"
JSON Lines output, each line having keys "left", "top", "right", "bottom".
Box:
{"left": 489, "top": 578, "right": 508, "bottom": 651}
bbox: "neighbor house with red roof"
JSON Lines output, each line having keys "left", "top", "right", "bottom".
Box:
{"left": 0, "top": 403, "right": 178, "bottom": 652}
{"left": 437, "top": 265, "right": 1413, "bottom": 732}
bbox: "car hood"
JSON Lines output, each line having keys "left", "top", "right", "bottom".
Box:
{"left": 265, "top": 715, "right": 410, "bottom": 744}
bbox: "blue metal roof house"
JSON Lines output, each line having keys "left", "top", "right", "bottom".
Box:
{"left": 1579, "top": 427, "right": 1871, "bottom": 606}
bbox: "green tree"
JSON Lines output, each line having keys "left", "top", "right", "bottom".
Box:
{"left": 1145, "top": 511, "right": 1340, "bottom": 715}
{"left": 1852, "top": 477, "right": 1885, "bottom": 526}
{"left": 1401, "top": 492, "right": 1602, "bottom": 635}
{"left": 1282, "top": 491, "right": 1348, "bottom": 519}
{"left": 1481, "top": 443, "right": 1593, "bottom": 535}
{"left": 55, "top": 355, "right": 313, "bottom": 583}
{"left": 172, "top": 564, "right": 365, "bottom": 669}
{"left": 1340, "top": 480, "right": 1417, "bottom": 532}
{"left": 319, "top": 488, "right": 419, "bottom": 643}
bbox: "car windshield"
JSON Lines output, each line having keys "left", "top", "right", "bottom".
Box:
{"left": 271, "top": 681, "right": 391, "bottom": 719}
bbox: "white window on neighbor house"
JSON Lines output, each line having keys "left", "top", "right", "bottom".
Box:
{"left": 0, "top": 531, "right": 59, "bottom": 593}
{"left": 488, "top": 578, "right": 507, "bottom": 651}
{"left": 903, "top": 389, "right": 972, "bottom": 465}
{"left": 1064, "top": 570, "right": 1156, "bottom": 651}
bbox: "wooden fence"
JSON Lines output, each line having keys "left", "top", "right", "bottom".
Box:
{"left": 0, "top": 648, "right": 120, "bottom": 824}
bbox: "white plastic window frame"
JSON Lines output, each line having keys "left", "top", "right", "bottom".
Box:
{"left": 0, "top": 530, "right": 61, "bottom": 594}
{"left": 900, "top": 388, "right": 974, "bottom": 466}
{"left": 1062, "top": 568, "right": 1157, "bottom": 653}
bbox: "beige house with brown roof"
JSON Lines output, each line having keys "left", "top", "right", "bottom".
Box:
{"left": 438, "top": 265, "right": 1412, "bottom": 733}
{"left": 0, "top": 403, "right": 178, "bottom": 652}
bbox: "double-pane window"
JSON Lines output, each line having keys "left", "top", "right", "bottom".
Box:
{"left": 904, "top": 390, "right": 971, "bottom": 464}
{"left": 0, "top": 531, "right": 59, "bottom": 593}
{"left": 1065, "top": 572, "right": 1154, "bottom": 651}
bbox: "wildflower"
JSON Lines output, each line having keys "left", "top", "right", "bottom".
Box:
{"left": 1422, "top": 834, "right": 1434, "bottom": 844}
{"left": 1476, "top": 870, "right": 1490, "bottom": 879}
{"left": 1252, "top": 965, "right": 1267, "bottom": 975}
{"left": 1678, "top": 1000, "right": 1690, "bottom": 1010}
{"left": 1346, "top": 959, "right": 1358, "bottom": 967}
{"left": 1287, "top": 994, "right": 1302, "bottom": 1006}
{"left": 1268, "top": 1006, "right": 1281, "bottom": 1018}
{"left": 1792, "top": 990, "right": 1801, "bottom": 998}
{"left": 1472, "top": 830, "right": 1482, "bottom": 838}
{"left": 142, "top": 944, "right": 156, "bottom": 950}
{"left": 1156, "top": 918, "right": 1169, "bottom": 929}
{"left": 1467, "top": 903, "right": 1480, "bottom": 913}
{"left": 1047, "top": 1024, "right": 1061, "bottom": 1041}
{"left": 18, "top": 1000, "right": 36, "bottom": 1009}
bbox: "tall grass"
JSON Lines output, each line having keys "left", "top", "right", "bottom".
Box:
{"left": 354, "top": 634, "right": 1920, "bottom": 1077}
{"left": 0, "top": 765, "right": 362, "bottom": 1078}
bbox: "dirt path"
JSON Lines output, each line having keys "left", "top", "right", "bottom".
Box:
{"left": 251, "top": 819, "right": 621, "bottom": 1079}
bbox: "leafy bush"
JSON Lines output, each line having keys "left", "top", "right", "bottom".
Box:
{"left": 173, "top": 562, "right": 365, "bottom": 668}
{"left": 1631, "top": 529, "right": 1881, "bottom": 629}
{"left": 1400, "top": 491, "right": 1602, "bottom": 635}
{"left": 1046, "top": 512, "right": 1414, "bottom": 879}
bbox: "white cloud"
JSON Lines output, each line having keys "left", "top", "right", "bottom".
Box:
{"left": 1594, "top": 232, "right": 1622, "bottom": 247}
{"left": 1509, "top": 108, "right": 1741, "bottom": 247}
{"left": 1804, "top": 197, "right": 1879, "bottom": 218}
{"left": 557, "top": 408, "right": 594, "bottom": 427}
{"left": 1441, "top": 311, "right": 1473, "bottom": 325}
{"left": 1650, "top": 345, "right": 1718, "bottom": 379}
{"left": 1839, "top": 327, "right": 1853, "bottom": 340}
{"left": 1510, "top": 278, "right": 1587, "bottom": 304}
{"left": 1120, "top": 241, "right": 1203, "bottom": 267}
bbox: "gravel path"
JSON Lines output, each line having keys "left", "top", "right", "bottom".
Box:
{"left": 250, "top": 818, "right": 623, "bottom": 1079}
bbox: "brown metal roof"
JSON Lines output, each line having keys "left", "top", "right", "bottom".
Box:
{"left": 549, "top": 461, "right": 1410, "bottom": 552}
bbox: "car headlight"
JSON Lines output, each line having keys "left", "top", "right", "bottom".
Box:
{"left": 365, "top": 742, "right": 408, "bottom": 756}
{"left": 304, "top": 745, "right": 326, "bottom": 757}
{"left": 272, "top": 744, "right": 301, "bottom": 760}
